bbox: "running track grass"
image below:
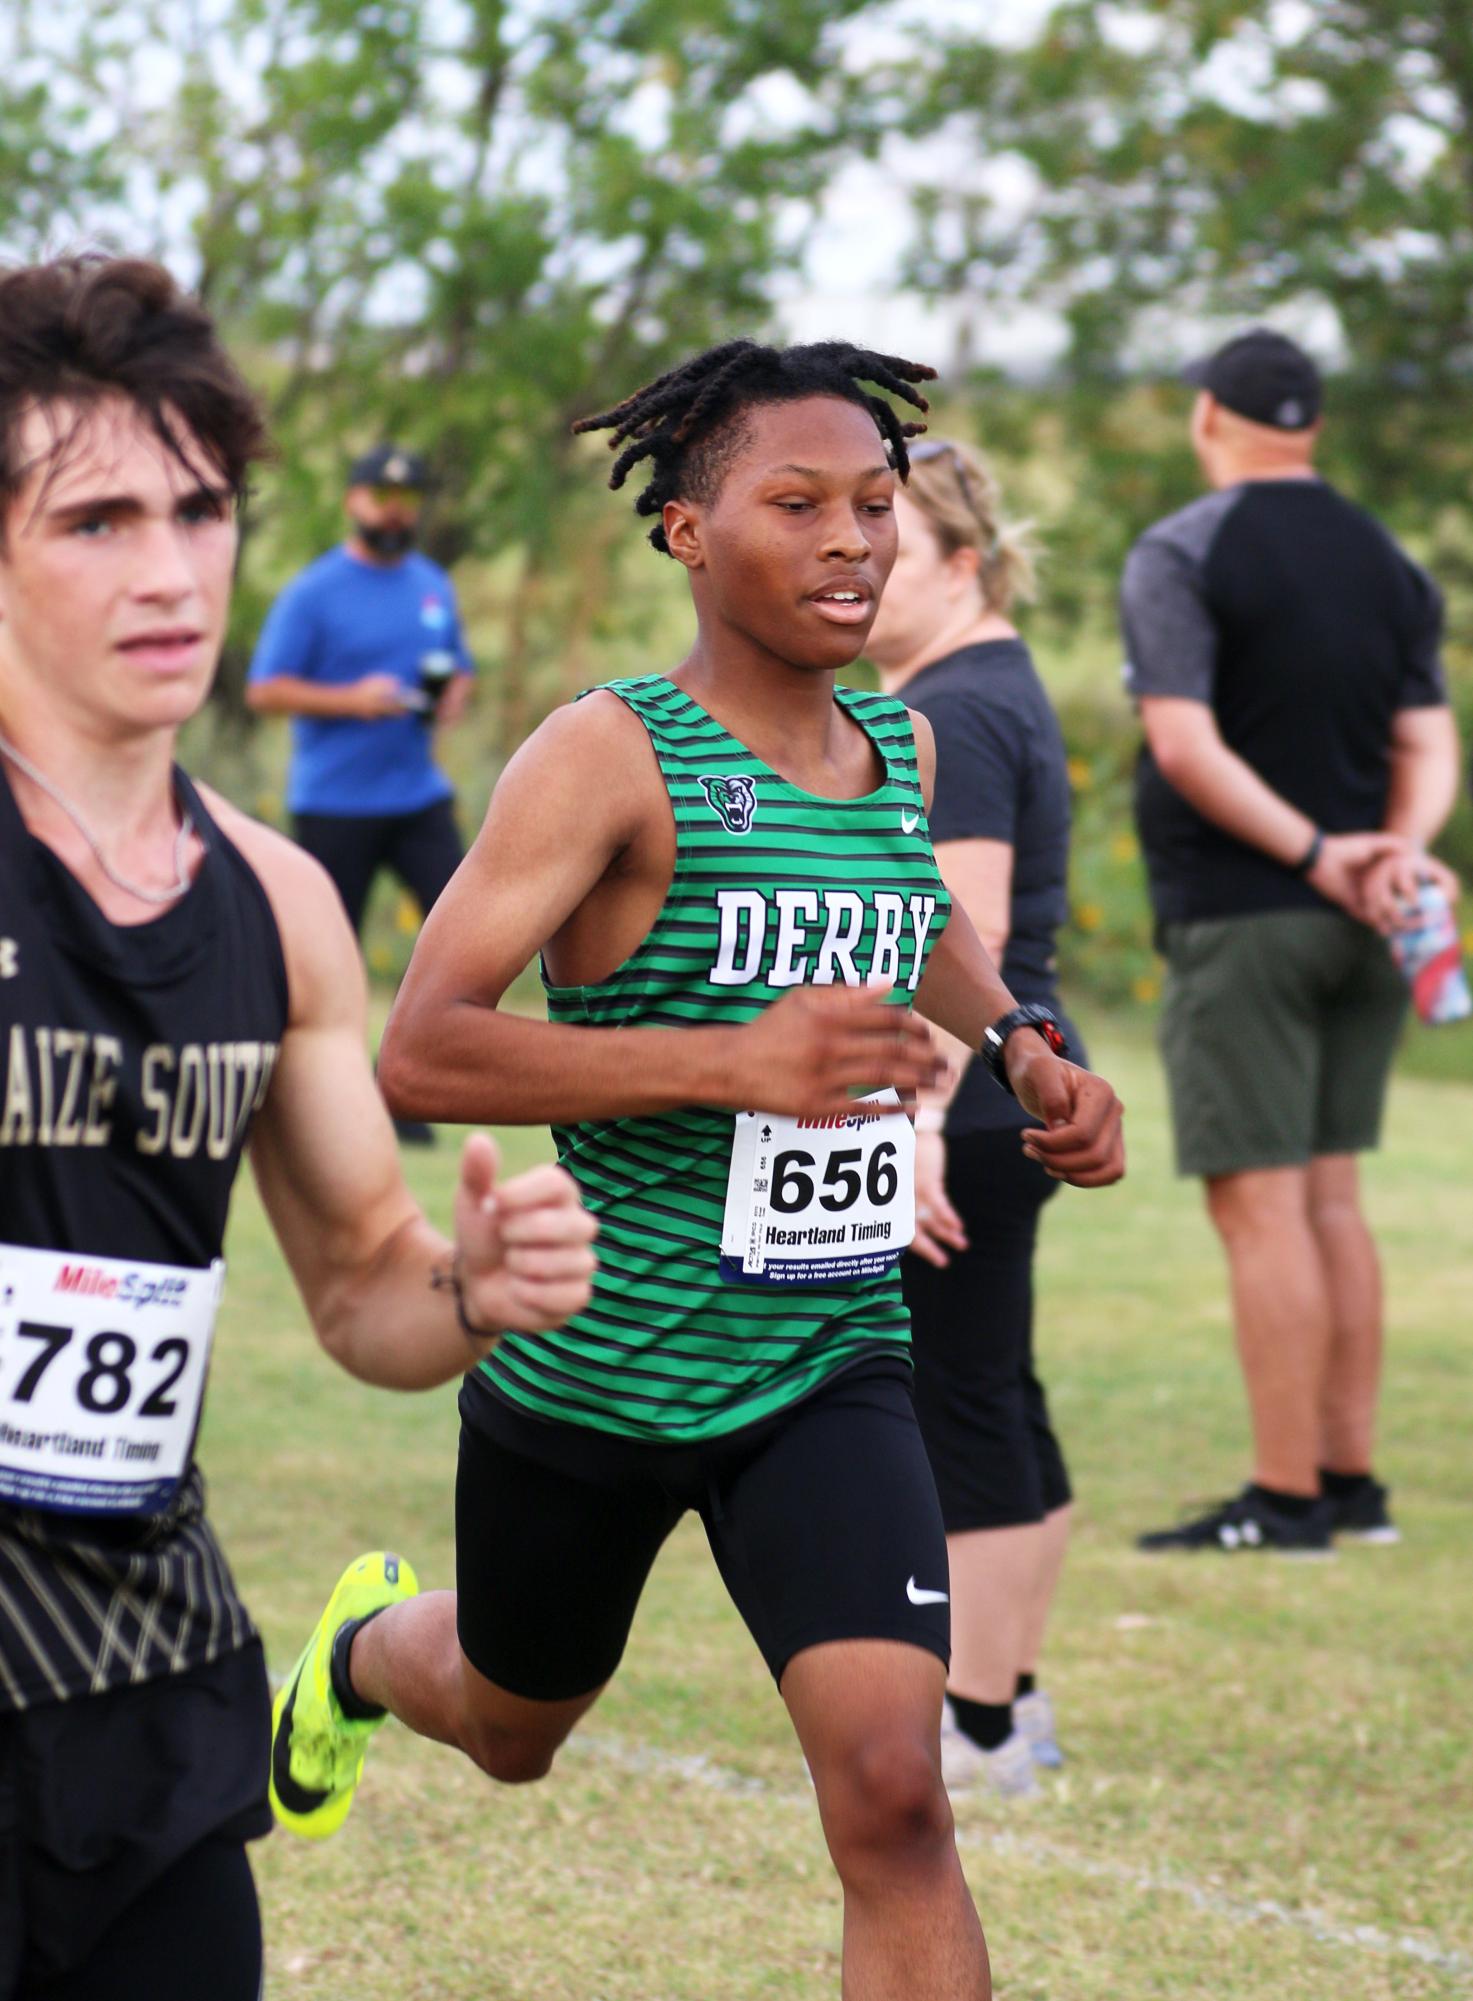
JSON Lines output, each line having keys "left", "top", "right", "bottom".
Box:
{"left": 202, "top": 1016, "right": 1472, "bottom": 1999}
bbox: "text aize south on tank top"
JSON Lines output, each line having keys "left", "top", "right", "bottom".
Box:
{"left": 472, "top": 674, "right": 951, "bottom": 1443}
{"left": 0, "top": 767, "right": 288, "bottom": 1709}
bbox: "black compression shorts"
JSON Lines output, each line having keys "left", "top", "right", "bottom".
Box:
{"left": 1, "top": 1641, "right": 270, "bottom": 1998}
{"left": 455, "top": 1360, "right": 950, "bottom": 1700}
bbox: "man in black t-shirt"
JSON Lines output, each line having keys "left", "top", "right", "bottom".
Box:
{"left": 1120, "top": 328, "right": 1462, "bottom": 1554}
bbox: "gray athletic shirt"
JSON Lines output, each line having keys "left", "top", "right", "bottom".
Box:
{"left": 1120, "top": 479, "right": 1447, "bottom": 924}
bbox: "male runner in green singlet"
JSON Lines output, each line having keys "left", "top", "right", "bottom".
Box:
{"left": 275, "top": 342, "right": 1126, "bottom": 2000}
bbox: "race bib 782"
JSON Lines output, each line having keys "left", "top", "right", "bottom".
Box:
{"left": 0, "top": 1244, "right": 224, "bottom": 1515}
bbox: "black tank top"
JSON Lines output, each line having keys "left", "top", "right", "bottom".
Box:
{"left": 0, "top": 766, "right": 288, "bottom": 1709}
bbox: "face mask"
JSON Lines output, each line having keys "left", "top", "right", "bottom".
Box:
{"left": 356, "top": 521, "right": 417, "bottom": 558}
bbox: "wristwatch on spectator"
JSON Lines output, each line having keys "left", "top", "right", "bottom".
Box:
{"left": 982, "top": 1004, "right": 1069, "bottom": 1098}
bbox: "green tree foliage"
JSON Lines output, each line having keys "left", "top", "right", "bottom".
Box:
{"left": 907, "top": 3, "right": 1473, "bottom": 370}
{"left": 1, "top": 0, "right": 883, "bottom": 749}
{"left": 903, "top": 3, "right": 1473, "bottom": 566}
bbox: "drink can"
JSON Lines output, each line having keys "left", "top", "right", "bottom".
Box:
{"left": 1389, "top": 881, "right": 1472, "bottom": 1026}
{"left": 417, "top": 649, "right": 458, "bottom": 716}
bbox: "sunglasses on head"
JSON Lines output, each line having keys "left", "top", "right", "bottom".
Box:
{"left": 906, "top": 438, "right": 977, "bottom": 516}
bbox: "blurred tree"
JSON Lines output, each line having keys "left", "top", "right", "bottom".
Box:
{"left": 903, "top": 2, "right": 1473, "bottom": 601}
{"left": 0, "top": 6, "right": 126, "bottom": 244}
{"left": 1, "top": 0, "right": 884, "bottom": 751}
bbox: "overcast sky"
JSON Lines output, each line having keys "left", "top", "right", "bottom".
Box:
{"left": 776, "top": 0, "right": 1060, "bottom": 371}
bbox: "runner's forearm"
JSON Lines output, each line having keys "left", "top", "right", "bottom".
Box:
{"left": 308, "top": 1213, "right": 487, "bottom": 1389}
{"left": 911, "top": 906, "right": 1016, "bottom": 1052}
{"left": 378, "top": 1006, "right": 755, "bottom": 1125}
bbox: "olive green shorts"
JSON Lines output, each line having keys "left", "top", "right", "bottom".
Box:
{"left": 1159, "top": 909, "right": 1408, "bottom": 1179}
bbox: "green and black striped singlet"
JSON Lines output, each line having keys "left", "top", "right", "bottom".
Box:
{"left": 476, "top": 673, "right": 952, "bottom": 1442}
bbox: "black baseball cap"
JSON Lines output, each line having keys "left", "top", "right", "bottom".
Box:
{"left": 347, "top": 443, "right": 431, "bottom": 489}
{"left": 1181, "top": 329, "right": 1322, "bottom": 431}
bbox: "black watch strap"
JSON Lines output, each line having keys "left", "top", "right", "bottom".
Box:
{"left": 981, "top": 1004, "right": 1068, "bottom": 1099}
{"left": 1292, "top": 829, "right": 1324, "bottom": 876}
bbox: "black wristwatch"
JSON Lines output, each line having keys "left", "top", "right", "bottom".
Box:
{"left": 982, "top": 1004, "right": 1069, "bottom": 1099}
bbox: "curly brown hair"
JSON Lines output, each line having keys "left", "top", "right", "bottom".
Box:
{"left": 0, "top": 253, "right": 270, "bottom": 535}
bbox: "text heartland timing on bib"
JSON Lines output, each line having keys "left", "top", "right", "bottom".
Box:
{"left": 0, "top": 1027, "right": 280, "bottom": 1159}
{"left": 765, "top": 1219, "right": 895, "bottom": 1247}
{"left": 709, "top": 889, "right": 939, "bottom": 991}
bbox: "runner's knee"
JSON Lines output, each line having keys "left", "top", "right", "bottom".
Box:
{"left": 819, "top": 1733, "right": 953, "bottom": 1874}
{"left": 454, "top": 1664, "right": 579, "bottom": 1786}
{"left": 459, "top": 1716, "right": 563, "bottom": 1785}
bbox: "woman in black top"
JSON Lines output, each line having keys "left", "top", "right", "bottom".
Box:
{"left": 867, "top": 438, "right": 1082, "bottom": 1797}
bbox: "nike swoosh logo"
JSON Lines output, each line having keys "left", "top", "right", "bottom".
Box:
{"left": 271, "top": 1674, "right": 331, "bottom": 1816}
{"left": 900, "top": 811, "right": 920, "bottom": 834}
{"left": 906, "top": 1576, "right": 949, "bottom": 1605}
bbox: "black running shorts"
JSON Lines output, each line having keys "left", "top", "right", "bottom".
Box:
{"left": 455, "top": 1360, "right": 950, "bottom": 1701}
{"left": 0, "top": 1641, "right": 270, "bottom": 1998}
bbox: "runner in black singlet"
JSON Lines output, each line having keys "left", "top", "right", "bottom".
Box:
{"left": 276, "top": 341, "right": 1128, "bottom": 2000}
{"left": 0, "top": 255, "right": 596, "bottom": 2000}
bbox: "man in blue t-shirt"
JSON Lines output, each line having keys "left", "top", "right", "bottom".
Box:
{"left": 247, "top": 443, "right": 474, "bottom": 945}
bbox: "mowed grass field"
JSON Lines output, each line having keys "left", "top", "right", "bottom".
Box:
{"left": 200, "top": 1018, "right": 1473, "bottom": 2000}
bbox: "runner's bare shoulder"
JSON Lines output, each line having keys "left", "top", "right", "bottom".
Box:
{"left": 194, "top": 784, "right": 361, "bottom": 1021}
{"left": 486, "top": 686, "right": 668, "bottom": 854}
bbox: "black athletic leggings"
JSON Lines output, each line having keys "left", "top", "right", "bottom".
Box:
{"left": 19, "top": 1839, "right": 261, "bottom": 2001}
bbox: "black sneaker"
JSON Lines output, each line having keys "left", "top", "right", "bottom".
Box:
{"left": 392, "top": 1117, "right": 436, "bottom": 1147}
{"left": 1325, "top": 1476, "right": 1400, "bottom": 1545}
{"left": 1137, "top": 1486, "right": 1334, "bottom": 1555}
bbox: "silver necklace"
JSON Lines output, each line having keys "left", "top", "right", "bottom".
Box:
{"left": 0, "top": 732, "right": 195, "bottom": 907}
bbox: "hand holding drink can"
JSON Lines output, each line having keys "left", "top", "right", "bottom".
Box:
{"left": 415, "top": 649, "right": 459, "bottom": 719}
{"left": 1389, "top": 879, "right": 1472, "bottom": 1025}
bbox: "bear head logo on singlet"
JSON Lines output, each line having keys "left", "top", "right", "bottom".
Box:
{"left": 698, "top": 773, "right": 758, "bottom": 836}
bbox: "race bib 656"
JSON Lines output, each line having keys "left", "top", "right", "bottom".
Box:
{"left": 720, "top": 1091, "right": 915, "bottom": 1288}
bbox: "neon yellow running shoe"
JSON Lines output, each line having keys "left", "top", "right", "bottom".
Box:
{"left": 269, "top": 1550, "right": 419, "bottom": 1840}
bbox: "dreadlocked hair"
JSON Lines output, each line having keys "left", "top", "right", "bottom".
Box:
{"left": 571, "top": 339, "right": 936, "bottom": 554}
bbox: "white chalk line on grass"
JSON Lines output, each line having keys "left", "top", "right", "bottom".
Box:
{"left": 564, "top": 1731, "right": 1473, "bottom": 1981}
{"left": 264, "top": 1667, "right": 1469, "bottom": 1982}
